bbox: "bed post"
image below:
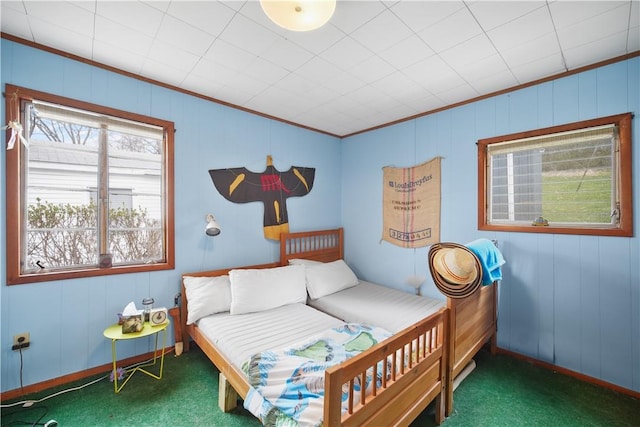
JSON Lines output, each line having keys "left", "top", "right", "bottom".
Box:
{"left": 446, "top": 299, "right": 456, "bottom": 417}
{"left": 219, "top": 374, "right": 239, "bottom": 412}
{"left": 445, "top": 281, "right": 498, "bottom": 416}
{"left": 180, "top": 280, "right": 191, "bottom": 352}
{"left": 435, "top": 307, "right": 449, "bottom": 425}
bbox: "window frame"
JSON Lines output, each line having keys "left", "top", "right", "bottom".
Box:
{"left": 477, "top": 113, "right": 633, "bottom": 237}
{"left": 5, "top": 84, "right": 175, "bottom": 285}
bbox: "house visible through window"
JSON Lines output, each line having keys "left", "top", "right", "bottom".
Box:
{"left": 478, "top": 113, "right": 632, "bottom": 237}
{"left": 5, "top": 85, "right": 175, "bottom": 284}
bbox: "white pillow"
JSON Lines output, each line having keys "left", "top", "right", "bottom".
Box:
{"left": 229, "top": 264, "right": 307, "bottom": 315}
{"left": 183, "top": 275, "right": 231, "bottom": 325}
{"left": 288, "top": 258, "right": 323, "bottom": 266}
{"left": 305, "top": 259, "right": 359, "bottom": 300}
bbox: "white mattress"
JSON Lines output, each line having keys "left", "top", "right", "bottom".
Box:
{"left": 308, "top": 281, "right": 445, "bottom": 334}
{"left": 196, "top": 303, "right": 345, "bottom": 368}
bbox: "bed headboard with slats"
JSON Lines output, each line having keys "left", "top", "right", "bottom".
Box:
{"left": 279, "top": 228, "right": 344, "bottom": 265}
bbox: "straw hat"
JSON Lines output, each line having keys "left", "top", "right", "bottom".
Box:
{"left": 428, "top": 242, "right": 482, "bottom": 298}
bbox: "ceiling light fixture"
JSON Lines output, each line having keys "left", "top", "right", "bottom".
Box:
{"left": 260, "top": 0, "right": 336, "bottom": 32}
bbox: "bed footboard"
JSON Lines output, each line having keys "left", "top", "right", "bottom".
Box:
{"left": 324, "top": 308, "right": 448, "bottom": 426}
{"left": 446, "top": 283, "right": 497, "bottom": 415}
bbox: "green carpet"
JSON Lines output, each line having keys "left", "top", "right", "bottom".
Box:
{"left": 2, "top": 347, "right": 638, "bottom": 426}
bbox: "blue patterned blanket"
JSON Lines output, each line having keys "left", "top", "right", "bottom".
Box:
{"left": 242, "top": 323, "right": 392, "bottom": 427}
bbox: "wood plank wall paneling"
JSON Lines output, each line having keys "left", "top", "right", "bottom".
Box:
{"left": 341, "top": 57, "right": 640, "bottom": 394}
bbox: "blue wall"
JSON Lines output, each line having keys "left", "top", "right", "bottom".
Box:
{"left": 341, "top": 58, "right": 640, "bottom": 393}
{"left": 0, "top": 40, "right": 341, "bottom": 393}
{"left": 2, "top": 39, "right": 638, "bottom": 394}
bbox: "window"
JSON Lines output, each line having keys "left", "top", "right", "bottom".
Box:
{"left": 5, "top": 85, "right": 175, "bottom": 284}
{"left": 478, "top": 113, "right": 632, "bottom": 237}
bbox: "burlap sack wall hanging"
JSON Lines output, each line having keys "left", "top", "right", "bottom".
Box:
{"left": 382, "top": 157, "right": 441, "bottom": 248}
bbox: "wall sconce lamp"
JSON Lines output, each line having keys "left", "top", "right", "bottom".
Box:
{"left": 205, "top": 214, "right": 221, "bottom": 236}
{"left": 260, "top": 0, "right": 336, "bottom": 32}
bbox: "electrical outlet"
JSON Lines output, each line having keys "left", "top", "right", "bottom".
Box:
{"left": 12, "top": 332, "right": 30, "bottom": 351}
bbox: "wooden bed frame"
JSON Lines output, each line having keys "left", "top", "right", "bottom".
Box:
{"left": 280, "top": 228, "right": 497, "bottom": 416}
{"left": 181, "top": 263, "right": 448, "bottom": 425}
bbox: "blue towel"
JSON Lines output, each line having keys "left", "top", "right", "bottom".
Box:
{"left": 465, "top": 239, "right": 505, "bottom": 285}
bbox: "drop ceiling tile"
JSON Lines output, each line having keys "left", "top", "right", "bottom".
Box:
{"left": 329, "top": 0, "right": 387, "bottom": 35}
{"left": 509, "top": 52, "right": 566, "bottom": 83}
{"left": 141, "top": 1, "right": 170, "bottom": 13}
{"left": 23, "top": 1, "right": 94, "bottom": 37}
{"left": 155, "top": 14, "right": 216, "bottom": 56}
{"left": 487, "top": 6, "right": 555, "bottom": 52}
{"left": 245, "top": 86, "right": 307, "bottom": 118}
{"left": 282, "top": 24, "right": 346, "bottom": 55}
{"left": 319, "top": 36, "right": 373, "bottom": 71}
{"left": 94, "top": 15, "right": 154, "bottom": 56}
{"left": 96, "top": 1, "right": 164, "bottom": 37}
{"left": 140, "top": 57, "right": 190, "bottom": 85}
{"left": 434, "top": 82, "right": 478, "bottom": 106}
{"left": 468, "top": 68, "right": 519, "bottom": 95}
{"left": 418, "top": 7, "right": 482, "bottom": 53}
{"left": 403, "top": 93, "right": 445, "bottom": 113}
{"left": 218, "top": 12, "right": 280, "bottom": 56}
{"left": 300, "top": 85, "right": 339, "bottom": 106}
{"left": 243, "top": 56, "right": 290, "bottom": 84}
{"left": 294, "top": 56, "right": 343, "bottom": 85}
{"left": 390, "top": 1, "right": 464, "bottom": 33}
{"left": 467, "top": 1, "right": 547, "bottom": 31}
{"left": 1, "top": 5, "right": 32, "bottom": 40}
{"left": 180, "top": 72, "right": 225, "bottom": 98}
{"left": 556, "top": 5, "right": 632, "bottom": 50}
{"left": 321, "top": 94, "right": 364, "bottom": 116}
{"left": 261, "top": 37, "right": 315, "bottom": 72}
{"left": 439, "top": 34, "right": 498, "bottom": 70}
{"left": 549, "top": 1, "right": 629, "bottom": 29}
{"left": 28, "top": 17, "right": 93, "bottom": 58}
{"left": 367, "top": 102, "right": 419, "bottom": 127}
{"left": 93, "top": 39, "right": 145, "bottom": 74}
{"left": 320, "top": 70, "right": 367, "bottom": 96}
{"left": 631, "top": 1, "right": 640, "bottom": 27}
{"left": 456, "top": 53, "right": 512, "bottom": 83}
{"left": 236, "top": 0, "right": 287, "bottom": 34}
{"left": 350, "top": 9, "right": 414, "bottom": 53}
{"left": 378, "top": 34, "right": 435, "bottom": 70}
{"left": 274, "top": 73, "right": 322, "bottom": 97}
{"left": 628, "top": 25, "right": 640, "bottom": 51}
{"left": 222, "top": 71, "right": 271, "bottom": 98}
{"left": 348, "top": 55, "right": 396, "bottom": 85}
{"left": 166, "top": 0, "right": 235, "bottom": 37}
{"left": 204, "top": 38, "right": 257, "bottom": 72}
{"left": 499, "top": 32, "right": 561, "bottom": 69}
{"left": 147, "top": 39, "right": 201, "bottom": 72}
{"left": 402, "top": 55, "right": 463, "bottom": 92}
{"left": 214, "top": 84, "right": 256, "bottom": 107}
{"left": 371, "top": 70, "right": 426, "bottom": 99}
{"left": 190, "top": 56, "right": 240, "bottom": 82}
{"left": 70, "top": 1, "right": 96, "bottom": 13}
{"left": 342, "top": 85, "right": 392, "bottom": 111}
{"left": 2, "top": 1, "right": 25, "bottom": 13}
{"left": 562, "top": 31, "right": 630, "bottom": 69}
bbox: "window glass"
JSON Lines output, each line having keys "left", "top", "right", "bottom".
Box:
{"left": 478, "top": 113, "right": 632, "bottom": 237}
{"left": 5, "top": 85, "right": 175, "bottom": 284}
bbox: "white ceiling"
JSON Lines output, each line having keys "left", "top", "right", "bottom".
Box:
{"left": 1, "top": 1, "right": 638, "bottom": 137}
